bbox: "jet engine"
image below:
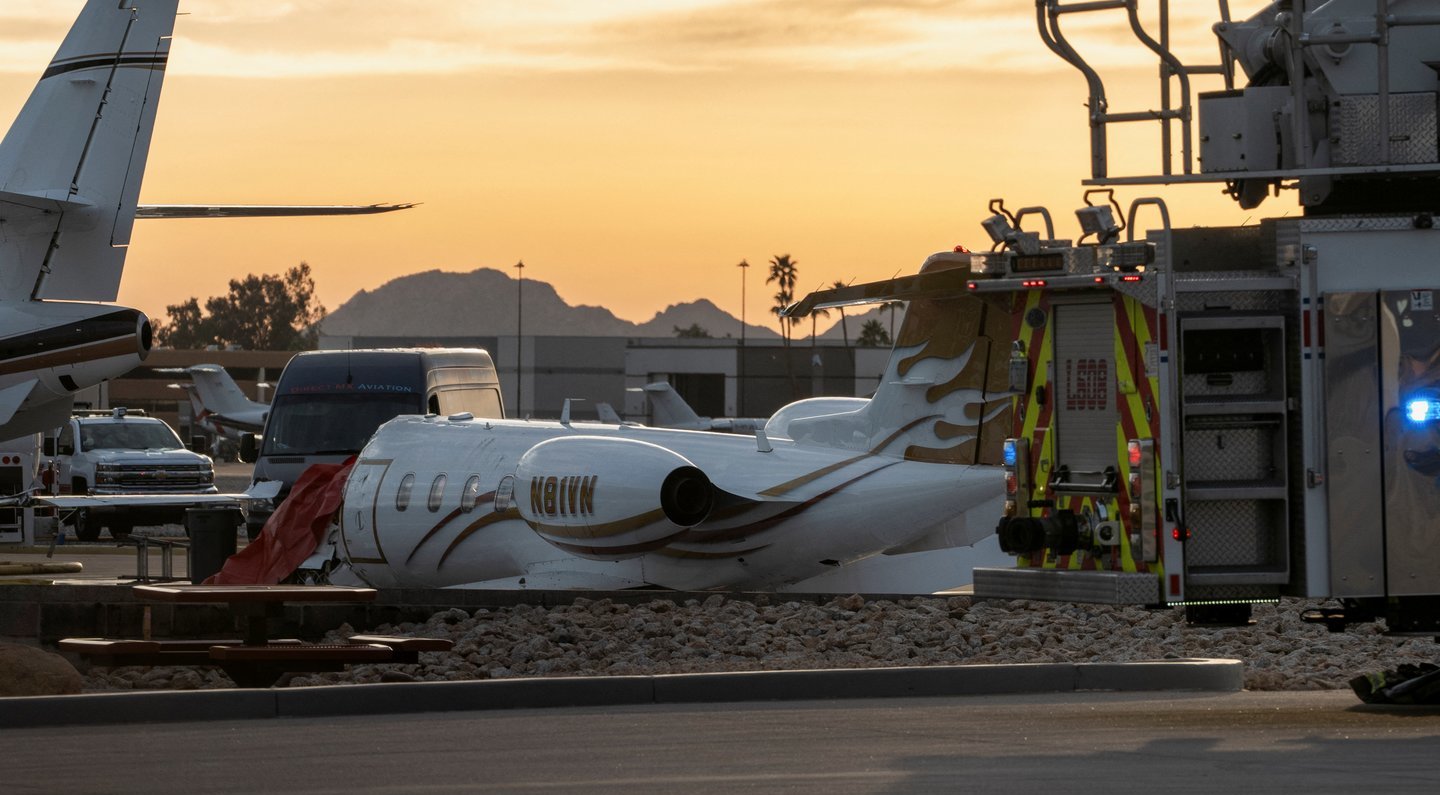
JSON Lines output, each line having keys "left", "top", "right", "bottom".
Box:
{"left": 0, "top": 303, "right": 153, "bottom": 438}
{"left": 515, "top": 435, "right": 717, "bottom": 560}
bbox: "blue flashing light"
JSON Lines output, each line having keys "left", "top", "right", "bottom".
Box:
{"left": 1407, "top": 398, "right": 1440, "bottom": 423}
{"left": 1003, "top": 439, "right": 1018, "bottom": 468}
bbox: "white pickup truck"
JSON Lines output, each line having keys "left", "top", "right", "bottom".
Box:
{"left": 46, "top": 409, "right": 217, "bottom": 541}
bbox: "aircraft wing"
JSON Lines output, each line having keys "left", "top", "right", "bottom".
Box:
{"left": 784, "top": 265, "right": 973, "bottom": 317}
{"left": 28, "top": 481, "right": 280, "bottom": 510}
{"left": 135, "top": 203, "right": 417, "bottom": 218}
{"left": 0, "top": 379, "right": 38, "bottom": 426}
{"left": 33, "top": 494, "right": 246, "bottom": 509}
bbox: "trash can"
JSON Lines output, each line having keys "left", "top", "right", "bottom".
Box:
{"left": 186, "top": 507, "right": 240, "bottom": 584}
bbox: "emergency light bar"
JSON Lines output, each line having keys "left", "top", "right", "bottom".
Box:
{"left": 965, "top": 272, "right": 1145, "bottom": 292}
{"left": 1406, "top": 398, "right": 1440, "bottom": 423}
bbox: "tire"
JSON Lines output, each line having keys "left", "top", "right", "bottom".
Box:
{"left": 246, "top": 522, "right": 265, "bottom": 541}
{"left": 74, "top": 511, "right": 102, "bottom": 543}
{"left": 108, "top": 521, "right": 133, "bottom": 541}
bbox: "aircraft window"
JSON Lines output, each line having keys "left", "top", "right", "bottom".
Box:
{"left": 427, "top": 474, "right": 447, "bottom": 512}
{"left": 461, "top": 475, "right": 483, "bottom": 512}
{"left": 396, "top": 473, "right": 415, "bottom": 511}
{"left": 494, "top": 475, "right": 516, "bottom": 512}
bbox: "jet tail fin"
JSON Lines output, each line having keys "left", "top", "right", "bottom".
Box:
{"left": 595, "top": 402, "right": 624, "bottom": 424}
{"left": 0, "top": 0, "right": 180, "bottom": 302}
{"left": 641, "top": 382, "right": 706, "bottom": 428}
{"left": 782, "top": 252, "right": 1013, "bottom": 466}
{"left": 186, "top": 364, "right": 262, "bottom": 416}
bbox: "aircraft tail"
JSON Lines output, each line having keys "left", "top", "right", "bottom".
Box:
{"left": 642, "top": 382, "right": 706, "bottom": 428}
{"left": 187, "top": 364, "right": 261, "bottom": 416}
{"left": 779, "top": 253, "right": 1012, "bottom": 466}
{"left": 176, "top": 383, "right": 208, "bottom": 424}
{"left": 0, "top": 0, "right": 179, "bottom": 302}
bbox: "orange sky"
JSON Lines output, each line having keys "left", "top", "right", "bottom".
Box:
{"left": 1, "top": 1, "right": 1285, "bottom": 334}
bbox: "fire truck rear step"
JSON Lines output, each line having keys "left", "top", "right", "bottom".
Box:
{"left": 973, "top": 568, "right": 1159, "bottom": 605}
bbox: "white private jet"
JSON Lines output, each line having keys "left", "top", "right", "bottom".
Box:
{"left": 323, "top": 250, "right": 1010, "bottom": 591}
{"left": 0, "top": 1, "right": 409, "bottom": 442}
{"left": 162, "top": 364, "right": 268, "bottom": 439}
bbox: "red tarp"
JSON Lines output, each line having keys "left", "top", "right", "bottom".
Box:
{"left": 204, "top": 459, "right": 354, "bottom": 585}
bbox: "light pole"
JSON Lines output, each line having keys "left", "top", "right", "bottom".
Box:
{"left": 737, "top": 259, "right": 749, "bottom": 415}
{"left": 514, "top": 260, "right": 525, "bottom": 416}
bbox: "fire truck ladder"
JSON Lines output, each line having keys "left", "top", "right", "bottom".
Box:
{"left": 1040, "top": 0, "right": 1440, "bottom": 189}
{"left": 1037, "top": 0, "right": 1235, "bottom": 180}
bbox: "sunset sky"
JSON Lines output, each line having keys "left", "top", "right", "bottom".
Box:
{"left": 1, "top": 1, "right": 1280, "bottom": 334}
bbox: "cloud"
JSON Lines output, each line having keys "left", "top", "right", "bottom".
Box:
{"left": 0, "top": 1, "right": 1248, "bottom": 78}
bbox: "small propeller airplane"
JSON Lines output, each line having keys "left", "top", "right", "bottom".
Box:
{"left": 318, "top": 249, "right": 1012, "bottom": 591}
{"left": 0, "top": 1, "right": 409, "bottom": 441}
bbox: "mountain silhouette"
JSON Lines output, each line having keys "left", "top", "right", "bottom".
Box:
{"left": 321, "top": 267, "right": 790, "bottom": 339}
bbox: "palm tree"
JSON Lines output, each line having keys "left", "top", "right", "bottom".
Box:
{"left": 857, "top": 319, "right": 891, "bottom": 348}
{"left": 883, "top": 301, "right": 904, "bottom": 341}
{"left": 766, "top": 254, "right": 798, "bottom": 341}
{"left": 767, "top": 254, "right": 800, "bottom": 396}
{"left": 831, "top": 279, "right": 851, "bottom": 350}
{"left": 810, "top": 303, "right": 831, "bottom": 347}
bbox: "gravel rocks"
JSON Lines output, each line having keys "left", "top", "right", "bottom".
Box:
{"left": 79, "top": 595, "right": 1440, "bottom": 692}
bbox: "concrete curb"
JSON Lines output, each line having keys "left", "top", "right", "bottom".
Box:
{"left": 1, "top": 659, "right": 1242, "bottom": 728}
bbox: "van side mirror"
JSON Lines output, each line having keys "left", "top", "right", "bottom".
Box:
{"left": 239, "top": 433, "right": 257, "bottom": 464}
{"left": 42, "top": 437, "right": 56, "bottom": 457}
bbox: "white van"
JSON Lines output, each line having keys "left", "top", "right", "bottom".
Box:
{"left": 242, "top": 349, "right": 504, "bottom": 538}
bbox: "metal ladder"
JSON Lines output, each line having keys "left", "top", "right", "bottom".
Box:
{"left": 1037, "top": 0, "right": 1235, "bottom": 180}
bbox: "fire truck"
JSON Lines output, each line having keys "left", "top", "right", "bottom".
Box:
{"left": 956, "top": 0, "right": 1440, "bottom": 629}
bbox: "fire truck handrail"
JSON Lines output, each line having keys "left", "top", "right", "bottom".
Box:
{"left": 1037, "top": 1, "right": 1229, "bottom": 180}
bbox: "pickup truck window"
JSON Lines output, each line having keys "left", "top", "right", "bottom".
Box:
{"left": 81, "top": 423, "right": 183, "bottom": 451}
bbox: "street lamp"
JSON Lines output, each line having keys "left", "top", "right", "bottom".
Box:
{"left": 514, "top": 260, "right": 525, "bottom": 416}
{"left": 737, "top": 259, "right": 749, "bottom": 415}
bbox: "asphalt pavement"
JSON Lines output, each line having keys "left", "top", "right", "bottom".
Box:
{"left": 4, "top": 691, "right": 1438, "bottom": 793}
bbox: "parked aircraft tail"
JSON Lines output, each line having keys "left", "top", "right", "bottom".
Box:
{"left": 186, "top": 364, "right": 263, "bottom": 416}
{"left": 780, "top": 251, "right": 1010, "bottom": 466}
{"left": 0, "top": 0, "right": 179, "bottom": 302}
{"left": 641, "top": 382, "right": 704, "bottom": 428}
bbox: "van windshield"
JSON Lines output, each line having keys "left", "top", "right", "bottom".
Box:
{"left": 260, "top": 393, "right": 423, "bottom": 456}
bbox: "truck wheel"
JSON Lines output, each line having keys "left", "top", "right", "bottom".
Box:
{"left": 108, "top": 521, "right": 133, "bottom": 541}
{"left": 74, "top": 511, "right": 101, "bottom": 543}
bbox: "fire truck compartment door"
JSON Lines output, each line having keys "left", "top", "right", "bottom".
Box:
{"left": 1323, "top": 293, "right": 1386, "bottom": 597}
{"left": 1379, "top": 289, "right": 1440, "bottom": 596}
{"left": 1052, "top": 302, "right": 1119, "bottom": 485}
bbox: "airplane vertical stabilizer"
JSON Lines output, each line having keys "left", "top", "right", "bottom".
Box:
{"left": 643, "top": 382, "right": 705, "bottom": 428}
{"left": 0, "top": 0, "right": 179, "bottom": 302}
{"left": 775, "top": 253, "right": 1012, "bottom": 466}
{"left": 188, "top": 364, "right": 263, "bottom": 416}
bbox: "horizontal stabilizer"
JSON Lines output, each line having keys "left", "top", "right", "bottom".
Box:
{"left": 784, "top": 264, "right": 972, "bottom": 318}
{"left": 0, "top": 188, "right": 95, "bottom": 213}
{"left": 135, "top": 203, "right": 418, "bottom": 219}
